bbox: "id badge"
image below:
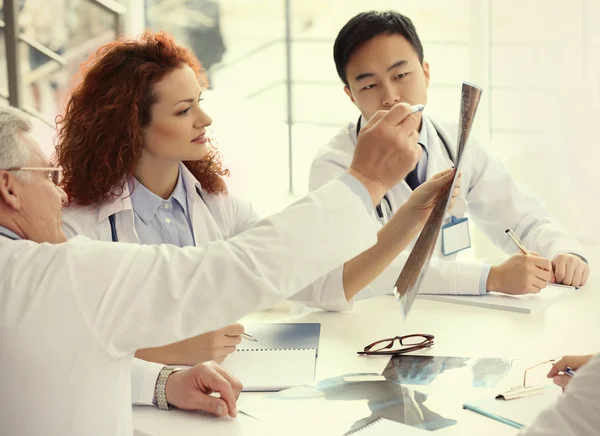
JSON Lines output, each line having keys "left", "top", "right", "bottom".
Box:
{"left": 442, "top": 216, "right": 471, "bottom": 256}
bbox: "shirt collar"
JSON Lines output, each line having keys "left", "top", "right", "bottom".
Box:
{"left": 96, "top": 164, "right": 199, "bottom": 224}
{"left": 0, "top": 225, "right": 22, "bottom": 240}
{"left": 171, "top": 168, "right": 189, "bottom": 213}
{"left": 129, "top": 168, "right": 188, "bottom": 225}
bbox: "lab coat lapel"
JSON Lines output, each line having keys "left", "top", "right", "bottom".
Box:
{"left": 425, "top": 117, "right": 455, "bottom": 182}
{"left": 180, "top": 165, "right": 224, "bottom": 245}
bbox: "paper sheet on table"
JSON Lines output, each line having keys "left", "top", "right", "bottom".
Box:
{"left": 418, "top": 284, "right": 577, "bottom": 314}
{"left": 222, "top": 349, "right": 316, "bottom": 391}
{"left": 239, "top": 392, "right": 373, "bottom": 430}
{"left": 464, "top": 386, "right": 561, "bottom": 428}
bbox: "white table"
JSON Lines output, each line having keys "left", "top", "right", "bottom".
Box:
{"left": 134, "top": 245, "right": 600, "bottom": 436}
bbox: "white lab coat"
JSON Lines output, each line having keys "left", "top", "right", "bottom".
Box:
{"left": 310, "top": 116, "right": 584, "bottom": 298}
{"left": 0, "top": 179, "right": 377, "bottom": 436}
{"left": 61, "top": 165, "right": 353, "bottom": 405}
{"left": 519, "top": 353, "right": 600, "bottom": 436}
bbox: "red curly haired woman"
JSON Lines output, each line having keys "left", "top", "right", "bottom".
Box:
{"left": 56, "top": 30, "right": 362, "bottom": 408}
{"left": 57, "top": 31, "right": 459, "bottom": 412}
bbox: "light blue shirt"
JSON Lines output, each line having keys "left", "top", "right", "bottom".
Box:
{"left": 0, "top": 225, "right": 21, "bottom": 240}
{"left": 129, "top": 168, "right": 195, "bottom": 247}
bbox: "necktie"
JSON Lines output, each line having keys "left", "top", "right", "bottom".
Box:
{"left": 405, "top": 143, "right": 426, "bottom": 190}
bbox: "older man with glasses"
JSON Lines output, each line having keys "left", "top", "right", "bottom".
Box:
{"left": 0, "top": 102, "right": 432, "bottom": 435}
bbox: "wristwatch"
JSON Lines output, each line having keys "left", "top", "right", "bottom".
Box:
{"left": 154, "top": 366, "right": 183, "bottom": 410}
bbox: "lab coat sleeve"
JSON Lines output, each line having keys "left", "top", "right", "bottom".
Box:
{"left": 227, "top": 194, "right": 260, "bottom": 236}
{"left": 43, "top": 179, "right": 376, "bottom": 358}
{"left": 465, "top": 136, "right": 586, "bottom": 262}
{"left": 226, "top": 200, "right": 354, "bottom": 311}
{"left": 288, "top": 173, "right": 376, "bottom": 311}
{"left": 131, "top": 358, "right": 164, "bottom": 406}
{"left": 289, "top": 266, "right": 354, "bottom": 311}
{"left": 519, "top": 354, "right": 600, "bottom": 436}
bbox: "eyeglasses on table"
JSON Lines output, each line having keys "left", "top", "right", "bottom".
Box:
{"left": 357, "top": 333, "right": 434, "bottom": 356}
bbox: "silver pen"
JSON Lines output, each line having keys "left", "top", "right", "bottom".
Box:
{"left": 505, "top": 229, "right": 530, "bottom": 255}
{"left": 241, "top": 333, "right": 258, "bottom": 342}
{"left": 411, "top": 104, "right": 425, "bottom": 113}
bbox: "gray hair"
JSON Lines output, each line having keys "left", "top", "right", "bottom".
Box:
{"left": 0, "top": 106, "right": 33, "bottom": 180}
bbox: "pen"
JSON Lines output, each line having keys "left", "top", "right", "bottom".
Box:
{"left": 411, "top": 104, "right": 425, "bottom": 113}
{"left": 505, "top": 229, "right": 531, "bottom": 255}
{"left": 241, "top": 333, "right": 258, "bottom": 342}
{"left": 564, "top": 367, "right": 575, "bottom": 377}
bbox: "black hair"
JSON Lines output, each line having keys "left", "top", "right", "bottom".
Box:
{"left": 333, "top": 10, "right": 424, "bottom": 85}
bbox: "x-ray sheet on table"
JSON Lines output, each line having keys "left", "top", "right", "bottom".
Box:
{"left": 240, "top": 373, "right": 458, "bottom": 434}
{"left": 383, "top": 355, "right": 518, "bottom": 389}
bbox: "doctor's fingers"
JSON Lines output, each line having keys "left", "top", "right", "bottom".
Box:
{"left": 529, "top": 277, "right": 548, "bottom": 294}
{"left": 570, "top": 267, "right": 584, "bottom": 288}
{"left": 197, "top": 370, "right": 238, "bottom": 417}
{"left": 422, "top": 168, "right": 456, "bottom": 191}
{"left": 214, "top": 365, "right": 243, "bottom": 399}
{"left": 552, "top": 374, "right": 571, "bottom": 391}
{"left": 362, "top": 109, "right": 387, "bottom": 132}
{"left": 528, "top": 255, "right": 552, "bottom": 272}
{"left": 579, "top": 265, "right": 590, "bottom": 286}
{"left": 552, "top": 259, "right": 566, "bottom": 283}
{"left": 549, "top": 355, "right": 594, "bottom": 374}
{"left": 558, "top": 261, "right": 576, "bottom": 286}
{"left": 219, "top": 323, "right": 245, "bottom": 336}
{"left": 221, "top": 334, "right": 242, "bottom": 347}
{"left": 452, "top": 183, "right": 461, "bottom": 199}
{"left": 532, "top": 266, "right": 552, "bottom": 283}
{"left": 377, "top": 102, "right": 415, "bottom": 127}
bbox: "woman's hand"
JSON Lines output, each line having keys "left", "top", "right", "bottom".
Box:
{"left": 135, "top": 323, "right": 245, "bottom": 365}
{"left": 547, "top": 354, "right": 594, "bottom": 391}
{"left": 405, "top": 168, "right": 461, "bottom": 222}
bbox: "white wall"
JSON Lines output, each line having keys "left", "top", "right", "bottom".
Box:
{"left": 210, "top": 0, "right": 600, "bottom": 256}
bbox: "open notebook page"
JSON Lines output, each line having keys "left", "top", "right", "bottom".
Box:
{"left": 221, "top": 348, "right": 316, "bottom": 392}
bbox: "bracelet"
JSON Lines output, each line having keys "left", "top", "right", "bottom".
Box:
{"left": 154, "top": 366, "right": 183, "bottom": 410}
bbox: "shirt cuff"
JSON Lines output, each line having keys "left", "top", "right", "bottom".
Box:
{"left": 479, "top": 264, "right": 493, "bottom": 295}
{"left": 131, "top": 358, "right": 165, "bottom": 406}
{"left": 338, "top": 173, "right": 373, "bottom": 213}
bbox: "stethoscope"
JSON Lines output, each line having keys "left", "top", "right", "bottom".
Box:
{"left": 355, "top": 115, "right": 454, "bottom": 225}
{"left": 108, "top": 186, "right": 205, "bottom": 242}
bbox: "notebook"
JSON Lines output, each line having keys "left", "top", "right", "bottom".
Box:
{"left": 346, "top": 418, "right": 430, "bottom": 435}
{"left": 418, "top": 283, "right": 578, "bottom": 314}
{"left": 463, "top": 386, "right": 561, "bottom": 429}
{"left": 221, "top": 323, "right": 320, "bottom": 392}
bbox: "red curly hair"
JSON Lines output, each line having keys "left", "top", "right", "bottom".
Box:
{"left": 55, "top": 31, "right": 228, "bottom": 206}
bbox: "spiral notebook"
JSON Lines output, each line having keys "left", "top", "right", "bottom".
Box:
{"left": 221, "top": 323, "right": 320, "bottom": 392}
{"left": 346, "top": 418, "right": 430, "bottom": 435}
